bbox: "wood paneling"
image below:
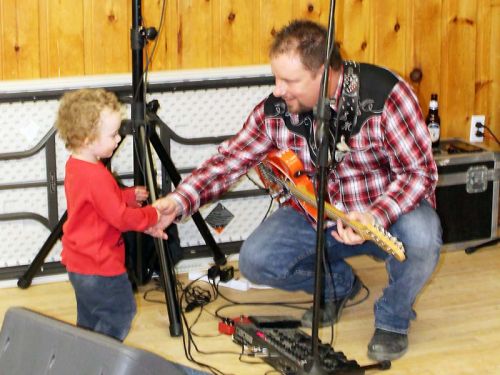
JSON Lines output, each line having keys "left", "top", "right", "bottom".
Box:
{"left": 0, "top": 0, "right": 497, "bottom": 147}
{"left": 294, "top": 0, "right": 331, "bottom": 25}
{"left": 372, "top": 0, "right": 408, "bottom": 76}
{"left": 83, "top": 0, "right": 130, "bottom": 75}
{"left": 142, "top": 0, "right": 176, "bottom": 72}
{"left": 217, "top": 0, "right": 257, "bottom": 67}
{"left": 0, "top": 0, "right": 41, "bottom": 79}
{"left": 408, "top": 1, "right": 442, "bottom": 114}
{"left": 441, "top": 0, "right": 478, "bottom": 141}
{"left": 40, "top": 0, "right": 86, "bottom": 77}
{"left": 338, "top": 0, "right": 372, "bottom": 63}
{"left": 492, "top": 1, "right": 500, "bottom": 143}
{"left": 174, "top": 0, "right": 215, "bottom": 69}
{"left": 259, "top": 1, "right": 294, "bottom": 64}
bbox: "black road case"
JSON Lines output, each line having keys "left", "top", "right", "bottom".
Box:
{"left": 434, "top": 139, "right": 500, "bottom": 250}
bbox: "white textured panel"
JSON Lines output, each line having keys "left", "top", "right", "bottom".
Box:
{"left": 108, "top": 136, "right": 135, "bottom": 174}
{"left": 0, "top": 99, "right": 57, "bottom": 184}
{"left": 0, "top": 220, "right": 62, "bottom": 267}
{"left": 0, "top": 188, "right": 48, "bottom": 217}
{"left": 0, "top": 155, "right": 47, "bottom": 184}
{"left": 0, "top": 100, "right": 58, "bottom": 152}
{"left": 0, "top": 67, "right": 274, "bottom": 271}
{"left": 151, "top": 85, "right": 271, "bottom": 138}
{"left": 55, "top": 137, "right": 70, "bottom": 180}
{"left": 57, "top": 186, "right": 67, "bottom": 218}
{"left": 170, "top": 142, "right": 219, "bottom": 170}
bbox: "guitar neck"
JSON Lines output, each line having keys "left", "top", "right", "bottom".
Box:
{"left": 283, "top": 181, "right": 368, "bottom": 238}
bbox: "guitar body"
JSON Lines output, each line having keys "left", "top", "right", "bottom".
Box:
{"left": 259, "top": 149, "right": 318, "bottom": 220}
{"left": 257, "top": 149, "right": 406, "bottom": 262}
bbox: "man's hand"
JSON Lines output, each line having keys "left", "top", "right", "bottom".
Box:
{"left": 153, "top": 196, "right": 181, "bottom": 218}
{"left": 331, "top": 211, "right": 375, "bottom": 245}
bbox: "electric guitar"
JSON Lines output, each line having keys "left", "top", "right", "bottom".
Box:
{"left": 257, "top": 149, "right": 406, "bottom": 262}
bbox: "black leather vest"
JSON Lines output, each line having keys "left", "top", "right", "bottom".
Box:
{"left": 264, "top": 61, "right": 399, "bottom": 164}
{"left": 354, "top": 62, "right": 399, "bottom": 134}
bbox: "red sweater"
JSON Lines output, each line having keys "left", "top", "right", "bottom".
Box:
{"left": 61, "top": 157, "right": 158, "bottom": 276}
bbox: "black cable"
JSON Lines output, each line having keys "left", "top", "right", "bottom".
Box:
{"left": 142, "top": 285, "right": 165, "bottom": 303}
{"left": 143, "top": 275, "right": 230, "bottom": 374}
{"left": 482, "top": 124, "right": 500, "bottom": 146}
{"left": 184, "top": 286, "right": 211, "bottom": 312}
{"left": 143, "top": 0, "right": 167, "bottom": 92}
{"left": 260, "top": 196, "right": 275, "bottom": 224}
{"left": 177, "top": 277, "right": 240, "bottom": 375}
{"left": 211, "top": 280, "right": 312, "bottom": 322}
{"left": 244, "top": 171, "right": 275, "bottom": 224}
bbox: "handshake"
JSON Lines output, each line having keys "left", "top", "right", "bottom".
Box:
{"left": 129, "top": 186, "right": 180, "bottom": 240}
{"left": 144, "top": 195, "right": 180, "bottom": 240}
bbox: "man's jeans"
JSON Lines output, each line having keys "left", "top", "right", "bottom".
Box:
{"left": 239, "top": 200, "right": 442, "bottom": 334}
{"left": 68, "top": 272, "right": 136, "bottom": 341}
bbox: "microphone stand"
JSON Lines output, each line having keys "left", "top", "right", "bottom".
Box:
{"left": 130, "top": 0, "right": 182, "bottom": 337}
{"left": 302, "top": 5, "right": 391, "bottom": 373}
{"left": 302, "top": 1, "right": 338, "bottom": 373}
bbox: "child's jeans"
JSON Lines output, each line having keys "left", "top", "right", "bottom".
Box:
{"left": 68, "top": 272, "right": 136, "bottom": 341}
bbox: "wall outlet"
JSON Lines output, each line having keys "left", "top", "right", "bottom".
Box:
{"left": 469, "top": 115, "right": 485, "bottom": 143}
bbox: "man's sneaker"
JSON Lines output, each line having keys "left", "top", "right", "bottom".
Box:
{"left": 301, "top": 276, "right": 363, "bottom": 328}
{"left": 367, "top": 328, "right": 408, "bottom": 361}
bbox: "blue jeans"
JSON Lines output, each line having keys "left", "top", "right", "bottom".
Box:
{"left": 68, "top": 273, "right": 211, "bottom": 374}
{"left": 239, "top": 200, "right": 442, "bottom": 334}
{"left": 68, "top": 272, "right": 136, "bottom": 341}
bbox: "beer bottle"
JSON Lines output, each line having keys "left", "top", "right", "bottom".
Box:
{"left": 426, "top": 93, "right": 441, "bottom": 149}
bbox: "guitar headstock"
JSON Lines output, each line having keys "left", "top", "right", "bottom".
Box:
{"left": 363, "top": 223, "right": 406, "bottom": 262}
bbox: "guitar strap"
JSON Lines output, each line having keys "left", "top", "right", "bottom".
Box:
{"left": 332, "top": 61, "right": 361, "bottom": 164}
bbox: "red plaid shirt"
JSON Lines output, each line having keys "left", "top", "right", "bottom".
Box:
{"left": 171, "top": 75, "right": 437, "bottom": 229}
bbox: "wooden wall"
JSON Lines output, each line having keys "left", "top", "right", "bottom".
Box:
{"left": 0, "top": 0, "right": 498, "bottom": 145}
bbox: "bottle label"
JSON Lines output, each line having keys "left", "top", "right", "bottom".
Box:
{"left": 428, "top": 122, "right": 440, "bottom": 143}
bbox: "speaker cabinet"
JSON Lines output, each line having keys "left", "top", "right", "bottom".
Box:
{"left": 0, "top": 307, "right": 185, "bottom": 375}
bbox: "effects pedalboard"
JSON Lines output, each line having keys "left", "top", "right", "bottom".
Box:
{"left": 232, "top": 316, "right": 391, "bottom": 374}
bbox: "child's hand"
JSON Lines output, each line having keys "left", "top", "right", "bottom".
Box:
{"left": 144, "top": 223, "right": 168, "bottom": 240}
{"left": 135, "top": 186, "right": 149, "bottom": 204}
{"left": 144, "top": 209, "right": 171, "bottom": 240}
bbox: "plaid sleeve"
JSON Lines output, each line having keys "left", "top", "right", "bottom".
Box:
{"left": 368, "top": 81, "right": 438, "bottom": 228}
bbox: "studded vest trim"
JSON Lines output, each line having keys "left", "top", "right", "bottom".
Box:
{"left": 264, "top": 61, "right": 399, "bottom": 164}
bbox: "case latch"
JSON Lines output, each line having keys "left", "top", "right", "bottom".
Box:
{"left": 466, "top": 165, "right": 488, "bottom": 193}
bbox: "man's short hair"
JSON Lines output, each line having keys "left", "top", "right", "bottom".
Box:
{"left": 270, "top": 19, "right": 342, "bottom": 73}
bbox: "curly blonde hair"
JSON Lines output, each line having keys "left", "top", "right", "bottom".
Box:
{"left": 56, "top": 88, "right": 121, "bottom": 151}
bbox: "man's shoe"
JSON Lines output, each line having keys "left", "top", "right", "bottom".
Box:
{"left": 301, "top": 276, "right": 362, "bottom": 328}
{"left": 367, "top": 328, "right": 408, "bottom": 361}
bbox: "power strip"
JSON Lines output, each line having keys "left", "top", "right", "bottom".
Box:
{"left": 188, "top": 271, "right": 271, "bottom": 292}
{"left": 174, "top": 252, "right": 244, "bottom": 275}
